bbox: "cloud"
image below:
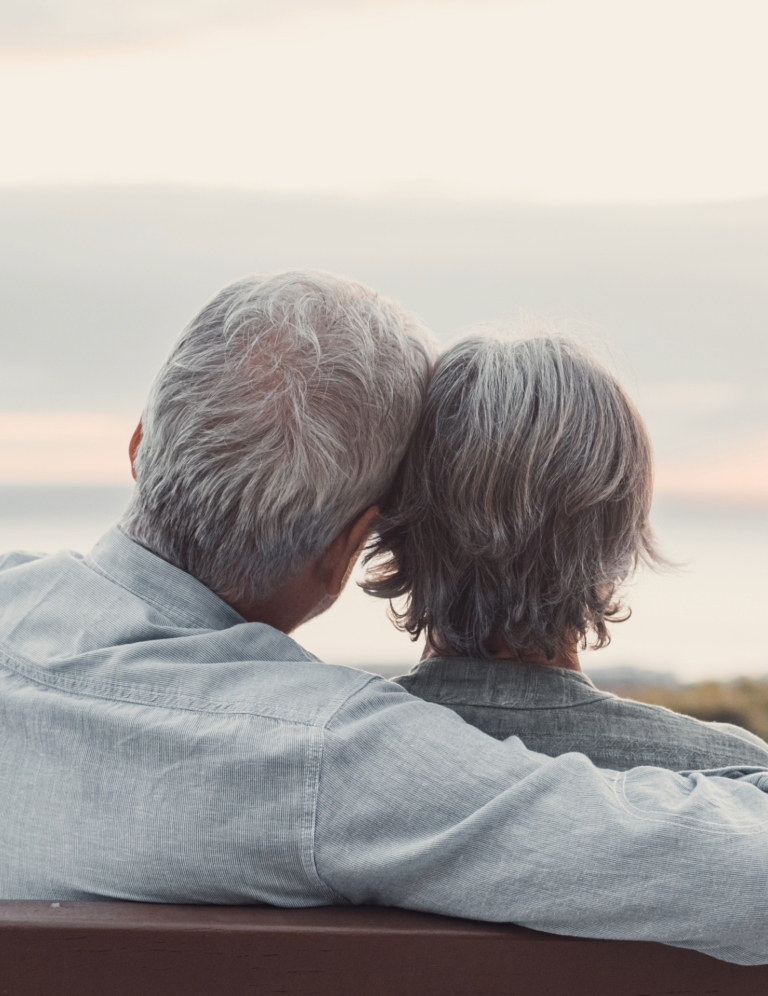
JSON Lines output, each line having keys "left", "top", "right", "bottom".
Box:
{"left": 0, "top": 0, "right": 416, "bottom": 50}
{"left": 0, "top": 413, "right": 136, "bottom": 484}
{"left": 655, "top": 433, "right": 768, "bottom": 507}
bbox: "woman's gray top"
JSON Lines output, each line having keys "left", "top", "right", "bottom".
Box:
{"left": 394, "top": 658, "right": 768, "bottom": 771}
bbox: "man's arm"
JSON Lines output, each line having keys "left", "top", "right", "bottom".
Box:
{"left": 315, "top": 678, "right": 768, "bottom": 965}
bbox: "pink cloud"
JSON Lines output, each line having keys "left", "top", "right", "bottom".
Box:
{"left": 655, "top": 433, "right": 768, "bottom": 506}
{"left": 0, "top": 413, "right": 137, "bottom": 484}
{"left": 1, "top": 412, "right": 766, "bottom": 505}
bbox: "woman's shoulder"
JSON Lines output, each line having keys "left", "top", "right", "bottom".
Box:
{"left": 692, "top": 718, "right": 768, "bottom": 754}
{"left": 603, "top": 694, "right": 768, "bottom": 768}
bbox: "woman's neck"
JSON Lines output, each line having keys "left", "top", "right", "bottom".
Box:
{"left": 422, "top": 638, "right": 582, "bottom": 673}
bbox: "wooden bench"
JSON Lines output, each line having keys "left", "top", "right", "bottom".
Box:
{"left": 2, "top": 901, "right": 767, "bottom": 995}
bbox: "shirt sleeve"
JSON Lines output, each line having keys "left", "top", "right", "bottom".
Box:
{"left": 314, "top": 676, "right": 768, "bottom": 966}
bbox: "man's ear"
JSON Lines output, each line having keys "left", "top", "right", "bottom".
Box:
{"left": 321, "top": 505, "right": 380, "bottom": 598}
{"left": 129, "top": 422, "right": 143, "bottom": 481}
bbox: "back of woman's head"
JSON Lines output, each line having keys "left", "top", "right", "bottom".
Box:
{"left": 364, "top": 325, "right": 665, "bottom": 660}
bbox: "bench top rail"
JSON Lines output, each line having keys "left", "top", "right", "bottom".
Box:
{"left": 1, "top": 901, "right": 766, "bottom": 996}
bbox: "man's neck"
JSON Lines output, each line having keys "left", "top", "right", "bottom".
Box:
{"left": 229, "top": 562, "right": 332, "bottom": 634}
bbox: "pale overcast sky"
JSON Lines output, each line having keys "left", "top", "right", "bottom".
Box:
{"left": 1, "top": 2, "right": 766, "bottom": 677}
{"left": 1, "top": 0, "right": 767, "bottom": 202}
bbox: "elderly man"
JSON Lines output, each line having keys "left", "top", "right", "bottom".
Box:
{"left": 1, "top": 270, "right": 768, "bottom": 966}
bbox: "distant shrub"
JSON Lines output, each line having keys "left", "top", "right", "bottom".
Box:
{"left": 620, "top": 679, "right": 768, "bottom": 742}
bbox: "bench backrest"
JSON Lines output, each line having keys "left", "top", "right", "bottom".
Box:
{"left": 1, "top": 901, "right": 766, "bottom": 995}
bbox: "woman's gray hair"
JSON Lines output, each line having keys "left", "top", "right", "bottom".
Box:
{"left": 364, "top": 324, "right": 666, "bottom": 660}
{"left": 121, "top": 270, "right": 436, "bottom": 604}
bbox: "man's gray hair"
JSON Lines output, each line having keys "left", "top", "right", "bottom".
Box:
{"left": 122, "top": 270, "right": 436, "bottom": 604}
{"left": 364, "top": 324, "right": 666, "bottom": 660}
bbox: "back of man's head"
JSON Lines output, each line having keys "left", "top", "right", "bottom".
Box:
{"left": 121, "top": 270, "right": 436, "bottom": 604}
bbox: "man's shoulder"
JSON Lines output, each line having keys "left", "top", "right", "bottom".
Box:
{"left": 0, "top": 537, "right": 380, "bottom": 730}
{"left": 0, "top": 549, "right": 48, "bottom": 573}
{"left": 1, "top": 616, "right": 382, "bottom": 733}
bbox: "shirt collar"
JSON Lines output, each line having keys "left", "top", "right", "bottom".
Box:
{"left": 402, "top": 657, "right": 609, "bottom": 709}
{"left": 84, "top": 527, "right": 246, "bottom": 632}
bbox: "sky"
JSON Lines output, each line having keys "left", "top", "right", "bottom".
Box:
{"left": 3, "top": 413, "right": 764, "bottom": 501}
{"left": 2, "top": 0, "right": 768, "bottom": 202}
{"left": 1, "top": 1, "right": 767, "bottom": 676}
{"left": 1, "top": 187, "right": 767, "bottom": 500}
{"left": 1, "top": 0, "right": 766, "bottom": 494}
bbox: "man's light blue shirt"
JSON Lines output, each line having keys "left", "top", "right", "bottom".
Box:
{"left": 2, "top": 528, "right": 768, "bottom": 965}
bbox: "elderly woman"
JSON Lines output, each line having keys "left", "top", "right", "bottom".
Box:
{"left": 365, "top": 329, "right": 768, "bottom": 770}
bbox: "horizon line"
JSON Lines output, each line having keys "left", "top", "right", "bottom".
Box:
{"left": 1, "top": 181, "right": 768, "bottom": 211}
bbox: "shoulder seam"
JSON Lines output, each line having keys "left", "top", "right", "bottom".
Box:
{"left": 0, "top": 649, "right": 334, "bottom": 726}
{"left": 310, "top": 673, "right": 385, "bottom": 905}
{"left": 304, "top": 722, "right": 353, "bottom": 906}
